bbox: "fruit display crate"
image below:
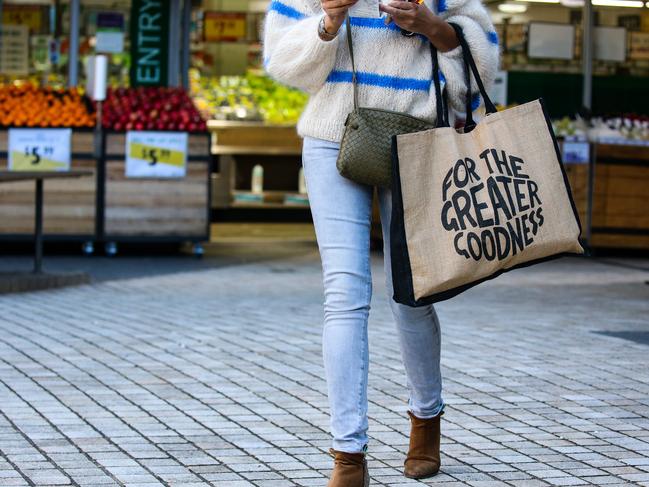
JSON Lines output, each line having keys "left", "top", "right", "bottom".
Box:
{"left": 0, "top": 129, "right": 97, "bottom": 243}
{"left": 99, "top": 131, "right": 211, "bottom": 250}
{"left": 589, "top": 143, "right": 649, "bottom": 250}
{"left": 560, "top": 139, "right": 590, "bottom": 238}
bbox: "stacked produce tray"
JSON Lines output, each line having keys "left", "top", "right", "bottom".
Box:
{"left": 0, "top": 130, "right": 97, "bottom": 242}
{"left": 100, "top": 132, "right": 211, "bottom": 244}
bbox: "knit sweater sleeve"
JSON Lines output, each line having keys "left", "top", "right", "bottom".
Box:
{"left": 436, "top": 0, "right": 499, "bottom": 115}
{"left": 262, "top": 1, "right": 340, "bottom": 95}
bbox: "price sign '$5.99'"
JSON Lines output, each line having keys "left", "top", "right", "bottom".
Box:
{"left": 125, "top": 131, "right": 188, "bottom": 178}
{"left": 8, "top": 128, "right": 72, "bottom": 172}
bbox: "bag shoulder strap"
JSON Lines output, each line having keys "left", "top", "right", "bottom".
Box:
{"left": 345, "top": 14, "right": 360, "bottom": 109}
{"left": 448, "top": 22, "right": 497, "bottom": 131}
{"left": 345, "top": 13, "right": 448, "bottom": 127}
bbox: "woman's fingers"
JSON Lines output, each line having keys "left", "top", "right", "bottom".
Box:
{"left": 385, "top": 1, "right": 417, "bottom": 10}
{"left": 326, "top": 7, "right": 353, "bottom": 15}
{"left": 322, "top": 0, "right": 358, "bottom": 8}
{"left": 322, "top": 0, "right": 358, "bottom": 18}
{"left": 379, "top": 4, "right": 416, "bottom": 19}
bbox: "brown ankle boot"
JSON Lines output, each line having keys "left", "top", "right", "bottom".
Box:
{"left": 404, "top": 409, "right": 443, "bottom": 479}
{"left": 327, "top": 448, "right": 370, "bottom": 487}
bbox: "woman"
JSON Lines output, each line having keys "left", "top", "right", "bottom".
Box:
{"left": 263, "top": 0, "right": 498, "bottom": 484}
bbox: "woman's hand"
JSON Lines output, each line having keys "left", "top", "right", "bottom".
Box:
{"left": 379, "top": 1, "right": 459, "bottom": 52}
{"left": 321, "top": 0, "right": 359, "bottom": 35}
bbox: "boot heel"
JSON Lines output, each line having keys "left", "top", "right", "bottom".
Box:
{"left": 404, "top": 410, "right": 442, "bottom": 479}
{"left": 328, "top": 448, "right": 370, "bottom": 487}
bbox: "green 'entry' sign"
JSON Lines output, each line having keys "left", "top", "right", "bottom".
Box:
{"left": 130, "top": 0, "right": 169, "bottom": 87}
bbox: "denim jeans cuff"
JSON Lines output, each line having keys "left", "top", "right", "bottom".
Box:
{"left": 332, "top": 439, "right": 368, "bottom": 454}
{"left": 409, "top": 400, "right": 445, "bottom": 419}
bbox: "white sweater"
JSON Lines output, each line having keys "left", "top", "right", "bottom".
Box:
{"left": 262, "top": 0, "right": 499, "bottom": 143}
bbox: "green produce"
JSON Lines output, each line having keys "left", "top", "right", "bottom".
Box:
{"left": 190, "top": 70, "right": 308, "bottom": 125}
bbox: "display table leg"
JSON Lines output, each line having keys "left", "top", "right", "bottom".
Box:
{"left": 34, "top": 178, "right": 44, "bottom": 274}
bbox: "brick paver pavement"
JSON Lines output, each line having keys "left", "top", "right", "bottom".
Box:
{"left": 0, "top": 248, "right": 648, "bottom": 486}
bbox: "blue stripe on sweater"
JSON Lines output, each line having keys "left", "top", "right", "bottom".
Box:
{"left": 267, "top": 1, "right": 306, "bottom": 20}
{"left": 487, "top": 31, "right": 498, "bottom": 45}
{"left": 350, "top": 17, "right": 428, "bottom": 41}
{"left": 326, "top": 70, "right": 436, "bottom": 91}
{"left": 350, "top": 16, "right": 401, "bottom": 32}
{"left": 438, "top": 0, "right": 448, "bottom": 13}
{"left": 471, "top": 93, "right": 481, "bottom": 111}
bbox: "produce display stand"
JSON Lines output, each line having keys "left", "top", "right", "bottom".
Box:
{"left": 99, "top": 132, "right": 212, "bottom": 255}
{"left": 0, "top": 170, "right": 92, "bottom": 272}
{"left": 0, "top": 130, "right": 97, "bottom": 248}
{"left": 559, "top": 138, "right": 592, "bottom": 243}
{"left": 207, "top": 120, "right": 391, "bottom": 243}
{"left": 208, "top": 121, "right": 307, "bottom": 211}
{"left": 589, "top": 142, "right": 649, "bottom": 250}
{"left": 563, "top": 140, "right": 649, "bottom": 250}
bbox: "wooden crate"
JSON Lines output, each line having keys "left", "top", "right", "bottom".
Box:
{"left": 208, "top": 121, "right": 301, "bottom": 156}
{"left": 563, "top": 163, "right": 590, "bottom": 230}
{"left": 0, "top": 130, "right": 96, "bottom": 237}
{"left": 102, "top": 132, "right": 210, "bottom": 239}
{"left": 590, "top": 143, "right": 649, "bottom": 249}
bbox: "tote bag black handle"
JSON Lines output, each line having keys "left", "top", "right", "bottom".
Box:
{"left": 448, "top": 23, "right": 498, "bottom": 131}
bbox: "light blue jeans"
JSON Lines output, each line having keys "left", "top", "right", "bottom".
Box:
{"left": 302, "top": 136, "right": 445, "bottom": 454}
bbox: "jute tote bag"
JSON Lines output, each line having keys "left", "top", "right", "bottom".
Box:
{"left": 390, "top": 25, "right": 584, "bottom": 306}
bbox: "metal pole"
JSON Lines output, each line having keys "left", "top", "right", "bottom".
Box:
{"left": 582, "top": 0, "right": 593, "bottom": 111}
{"left": 586, "top": 144, "right": 595, "bottom": 249}
{"left": 582, "top": 0, "right": 595, "bottom": 251}
{"left": 95, "top": 101, "right": 105, "bottom": 244}
{"left": 168, "top": 0, "right": 182, "bottom": 86}
{"left": 181, "top": 0, "right": 192, "bottom": 88}
{"left": 34, "top": 179, "right": 44, "bottom": 274}
{"left": 68, "top": 0, "right": 81, "bottom": 87}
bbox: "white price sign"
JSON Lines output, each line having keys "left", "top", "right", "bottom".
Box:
{"left": 8, "top": 128, "right": 72, "bottom": 172}
{"left": 125, "top": 131, "right": 188, "bottom": 178}
{"left": 562, "top": 141, "right": 590, "bottom": 165}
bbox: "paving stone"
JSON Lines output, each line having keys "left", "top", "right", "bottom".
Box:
{"left": 0, "top": 252, "right": 647, "bottom": 486}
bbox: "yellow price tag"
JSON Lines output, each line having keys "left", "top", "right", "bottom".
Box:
{"left": 10, "top": 149, "right": 67, "bottom": 171}
{"left": 8, "top": 128, "right": 72, "bottom": 172}
{"left": 204, "top": 12, "right": 247, "bottom": 42}
{"left": 129, "top": 143, "right": 185, "bottom": 168}
{"left": 3, "top": 6, "right": 43, "bottom": 31}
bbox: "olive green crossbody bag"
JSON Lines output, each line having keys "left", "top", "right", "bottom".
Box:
{"left": 336, "top": 14, "right": 448, "bottom": 188}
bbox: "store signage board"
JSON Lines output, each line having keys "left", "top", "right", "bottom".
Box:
{"left": 204, "top": 12, "right": 247, "bottom": 42}
{"left": 49, "top": 39, "right": 61, "bottom": 66}
{"left": 0, "top": 24, "right": 29, "bottom": 75}
{"left": 528, "top": 23, "right": 574, "bottom": 60}
{"left": 31, "top": 35, "right": 52, "bottom": 70}
{"left": 562, "top": 141, "right": 590, "bottom": 165}
{"left": 130, "top": 0, "right": 169, "bottom": 87}
{"left": 2, "top": 5, "right": 43, "bottom": 32}
{"left": 125, "top": 131, "right": 188, "bottom": 178}
{"left": 488, "top": 71, "right": 508, "bottom": 108}
{"left": 594, "top": 27, "right": 626, "bottom": 62}
{"left": 96, "top": 12, "right": 125, "bottom": 54}
{"left": 8, "top": 129, "right": 72, "bottom": 172}
{"left": 630, "top": 32, "right": 649, "bottom": 61}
